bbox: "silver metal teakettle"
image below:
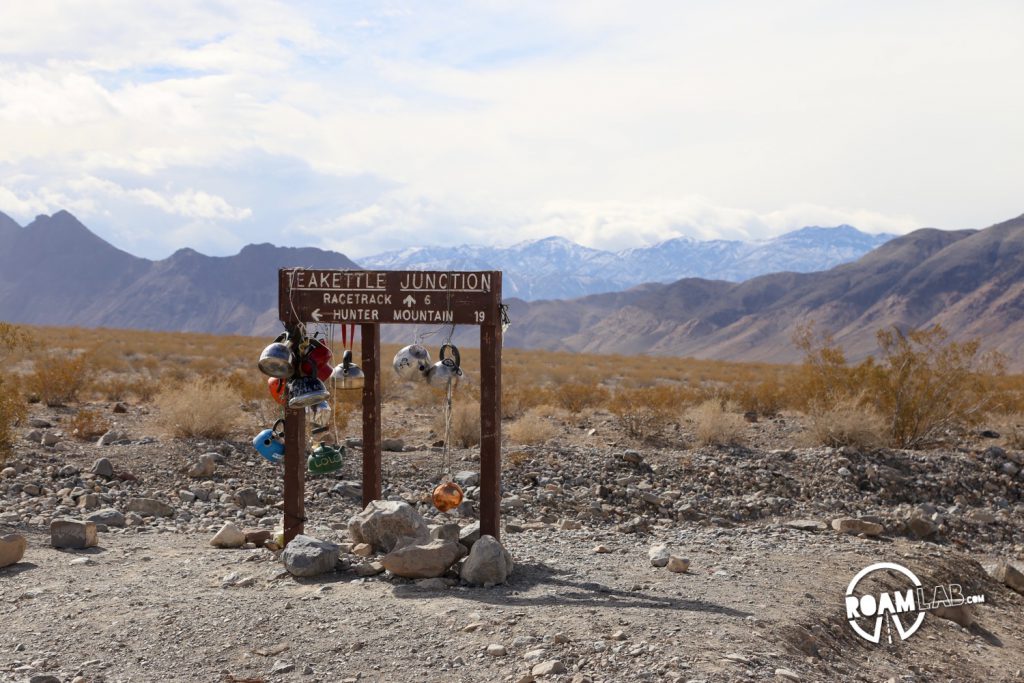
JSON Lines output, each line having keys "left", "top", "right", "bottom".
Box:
{"left": 426, "top": 343, "right": 463, "bottom": 387}
{"left": 258, "top": 333, "right": 294, "bottom": 378}
{"left": 331, "top": 349, "right": 365, "bottom": 389}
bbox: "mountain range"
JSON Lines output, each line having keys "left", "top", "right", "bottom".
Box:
{"left": 361, "top": 226, "right": 895, "bottom": 300}
{"left": 0, "top": 209, "right": 1021, "bottom": 369}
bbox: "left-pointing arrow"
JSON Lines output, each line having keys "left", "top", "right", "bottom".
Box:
{"left": 311, "top": 308, "right": 322, "bottom": 321}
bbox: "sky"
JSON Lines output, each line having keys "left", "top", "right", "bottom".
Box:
{"left": 0, "top": 0, "right": 1022, "bottom": 260}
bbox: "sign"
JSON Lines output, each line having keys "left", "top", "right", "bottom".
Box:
{"left": 279, "top": 269, "right": 500, "bottom": 325}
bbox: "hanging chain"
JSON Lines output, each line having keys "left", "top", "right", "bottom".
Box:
{"left": 441, "top": 377, "right": 454, "bottom": 482}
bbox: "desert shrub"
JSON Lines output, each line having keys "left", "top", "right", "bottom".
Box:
{"left": 507, "top": 410, "right": 559, "bottom": 445}
{"left": 1006, "top": 419, "right": 1024, "bottom": 450}
{"left": 551, "top": 382, "right": 610, "bottom": 413}
{"left": 502, "top": 382, "right": 552, "bottom": 419}
{"left": 433, "top": 402, "right": 481, "bottom": 448}
{"left": 865, "top": 326, "right": 1003, "bottom": 448}
{"left": 154, "top": 377, "right": 243, "bottom": 439}
{"left": 23, "top": 351, "right": 92, "bottom": 406}
{"left": 70, "top": 408, "right": 111, "bottom": 441}
{"left": 728, "top": 375, "right": 788, "bottom": 416}
{"left": 0, "top": 378, "right": 26, "bottom": 465}
{"left": 127, "top": 376, "right": 159, "bottom": 403}
{"left": 687, "top": 399, "right": 746, "bottom": 446}
{"left": 802, "top": 395, "right": 885, "bottom": 449}
{"left": 609, "top": 386, "right": 680, "bottom": 440}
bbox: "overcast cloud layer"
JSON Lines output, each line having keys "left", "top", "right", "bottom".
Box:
{"left": 0, "top": 1, "right": 1021, "bottom": 259}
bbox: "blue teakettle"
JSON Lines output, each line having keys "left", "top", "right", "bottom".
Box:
{"left": 253, "top": 419, "right": 286, "bottom": 463}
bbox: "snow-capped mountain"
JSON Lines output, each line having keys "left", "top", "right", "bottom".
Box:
{"left": 359, "top": 226, "right": 896, "bottom": 300}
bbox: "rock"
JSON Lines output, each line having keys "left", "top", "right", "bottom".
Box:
{"left": 41, "top": 431, "right": 60, "bottom": 447}
{"left": 967, "top": 509, "right": 996, "bottom": 524}
{"left": 128, "top": 497, "right": 175, "bottom": 518}
{"left": 210, "top": 522, "right": 246, "bottom": 548}
{"left": 29, "top": 676, "right": 61, "bottom": 683}
{"left": 831, "top": 518, "right": 883, "bottom": 536}
{"left": 430, "top": 523, "right": 461, "bottom": 543}
{"left": 608, "top": 630, "right": 627, "bottom": 641}
{"left": 622, "top": 450, "right": 643, "bottom": 464}
{"left": 188, "top": 453, "right": 217, "bottom": 478}
{"left": 29, "top": 417, "right": 52, "bottom": 428}
{"left": 50, "top": 519, "right": 98, "bottom": 549}
{"left": 271, "top": 660, "right": 295, "bottom": 675}
{"left": 486, "top": 644, "right": 507, "bottom": 657}
{"left": 381, "top": 539, "right": 464, "bottom": 579}
{"left": 245, "top": 529, "right": 273, "bottom": 545}
{"left": 648, "top": 543, "right": 670, "bottom": 567}
{"left": 348, "top": 500, "right": 429, "bottom": 552}
{"left": 460, "top": 535, "right": 513, "bottom": 586}
{"left": 932, "top": 605, "right": 974, "bottom": 628}
{"left": 353, "top": 560, "right": 384, "bottom": 577}
{"left": 91, "top": 458, "right": 114, "bottom": 479}
{"left": 85, "top": 508, "right": 125, "bottom": 528}
{"left": 775, "top": 668, "right": 801, "bottom": 682}
{"left": 25, "top": 429, "right": 43, "bottom": 443}
{"left": 381, "top": 438, "right": 405, "bottom": 452}
{"left": 560, "top": 519, "right": 581, "bottom": 530}
{"left": 532, "top": 660, "right": 566, "bottom": 677}
{"left": 459, "top": 521, "right": 481, "bottom": 550}
{"left": 987, "top": 560, "right": 1024, "bottom": 595}
{"left": 283, "top": 535, "right": 340, "bottom": 577}
{"left": 234, "top": 487, "right": 260, "bottom": 508}
{"left": 0, "top": 533, "right": 27, "bottom": 567}
{"left": 907, "top": 516, "right": 938, "bottom": 540}
{"left": 352, "top": 543, "right": 374, "bottom": 557}
{"left": 415, "top": 577, "right": 449, "bottom": 590}
{"left": 1002, "top": 461, "right": 1020, "bottom": 476}
{"left": 179, "top": 490, "right": 197, "bottom": 504}
{"left": 593, "top": 545, "right": 611, "bottom": 553}
{"left": 97, "top": 430, "right": 122, "bottom": 446}
{"left": 786, "top": 519, "right": 827, "bottom": 532}
{"left": 667, "top": 556, "right": 690, "bottom": 573}
{"left": 78, "top": 493, "right": 99, "bottom": 509}
{"left": 453, "top": 470, "right": 480, "bottom": 487}
{"left": 0, "top": 466, "right": 14, "bottom": 479}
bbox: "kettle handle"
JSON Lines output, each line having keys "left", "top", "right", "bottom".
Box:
{"left": 272, "top": 418, "right": 286, "bottom": 436}
{"left": 440, "top": 343, "right": 460, "bottom": 369}
{"left": 342, "top": 349, "right": 353, "bottom": 369}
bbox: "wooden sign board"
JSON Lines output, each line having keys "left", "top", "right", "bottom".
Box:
{"left": 279, "top": 269, "right": 500, "bottom": 325}
{"left": 276, "top": 268, "right": 503, "bottom": 544}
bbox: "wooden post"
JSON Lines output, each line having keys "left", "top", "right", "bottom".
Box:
{"left": 283, "top": 404, "right": 306, "bottom": 545}
{"left": 479, "top": 301, "right": 503, "bottom": 540}
{"left": 361, "top": 323, "right": 382, "bottom": 507}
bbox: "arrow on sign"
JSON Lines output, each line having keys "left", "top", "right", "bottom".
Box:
{"left": 311, "top": 308, "right": 322, "bottom": 322}
{"left": 402, "top": 295, "right": 416, "bottom": 307}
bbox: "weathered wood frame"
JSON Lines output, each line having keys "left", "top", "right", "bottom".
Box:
{"left": 277, "top": 269, "right": 502, "bottom": 544}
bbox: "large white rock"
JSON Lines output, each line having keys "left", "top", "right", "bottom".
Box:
{"left": 282, "top": 535, "right": 340, "bottom": 577}
{"left": 381, "top": 539, "right": 465, "bottom": 579}
{"left": 348, "top": 500, "right": 429, "bottom": 553}
{"left": 210, "top": 522, "right": 246, "bottom": 548}
{"left": 460, "top": 535, "right": 513, "bottom": 587}
{"left": 0, "top": 533, "right": 26, "bottom": 567}
{"left": 50, "top": 519, "right": 98, "bottom": 549}
{"left": 648, "top": 543, "right": 670, "bottom": 567}
{"left": 831, "top": 518, "right": 883, "bottom": 536}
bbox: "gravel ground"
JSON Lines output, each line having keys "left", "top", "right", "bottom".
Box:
{"left": 1, "top": 402, "right": 1023, "bottom": 682}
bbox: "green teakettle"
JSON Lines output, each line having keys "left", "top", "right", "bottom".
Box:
{"left": 308, "top": 442, "right": 344, "bottom": 475}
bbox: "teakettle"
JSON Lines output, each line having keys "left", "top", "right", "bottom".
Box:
{"left": 268, "top": 377, "right": 287, "bottom": 406}
{"left": 252, "top": 419, "right": 285, "bottom": 463}
{"left": 331, "top": 349, "right": 365, "bottom": 389}
{"left": 258, "top": 333, "right": 294, "bottom": 378}
{"left": 393, "top": 343, "right": 431, "bottom": 381}
{"left": 432, "top": 480, "right": 464, "bottom": 512}
{"left": 308, "top": 400, "right": 331, "bottom": 434}
{"left": 426, "top": 344, "right": 463, "bottom": 387}
{"left": 300, "top": 338, "right": 333, "bottom": 381}
{"left": 308, "top": 442, "right": 344, "bottom": 474}
{"left": 288, "top": 363, "right": 330, "bottom": 408}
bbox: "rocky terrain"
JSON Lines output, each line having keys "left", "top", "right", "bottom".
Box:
{"left": 2, "top": 401, "right": 1024, "bottom": 682}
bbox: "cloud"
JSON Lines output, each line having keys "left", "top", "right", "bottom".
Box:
{"left": 0, "top": 1, "right": 1021, "bottom": 260}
